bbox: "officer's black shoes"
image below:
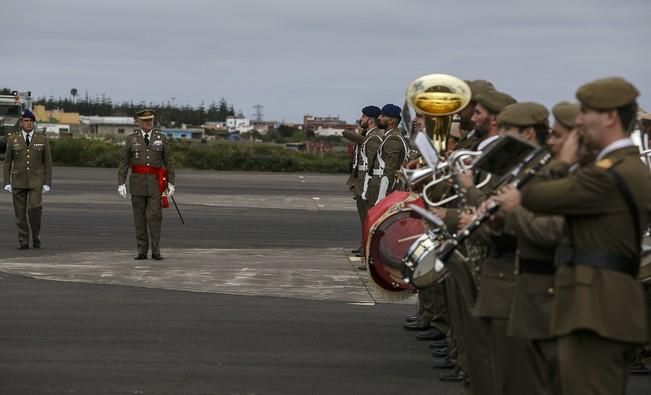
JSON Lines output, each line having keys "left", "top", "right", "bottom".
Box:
{"left": 432, "top": 347, "right": 450, "bottom": 358}
{"left": 629, "top": 361, "right": 649, "bottom": 375}
{"left": 403, "top": 318, "right": 430, "bottom": 331}
{"left": 18, "top": 243, "right": 29, "bottom": 250}
{"left": 429, "top": 339, "right": 449, "bottom": 348}
{"left": 151, "top": 254, "right": 164, "bottom": 261}
{"left": 33, "top": 239, "right": 41, "bottom": 249}
{"left": 351, "top": 247, "right": 362, "bottom": 254}
{"left": 134, "top": 254, "right": 147, "bottom": 260}
{"left": 439, "top": 367, "right": 466, "bottom": 382}
{"left": 431, "top": 356, "right": 456, "bottom": 369}
{"left": 404, "top": 313, "right": 419, "bottom": 323}
{"left": 416, "top": 327, "right": 446, "bottom": 341}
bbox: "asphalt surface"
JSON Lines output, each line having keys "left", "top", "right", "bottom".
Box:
{"left": 0, "top": 167, "right": 648, "bottom": 394}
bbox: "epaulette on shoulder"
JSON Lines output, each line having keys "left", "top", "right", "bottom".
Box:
{"left": 595, "top": 158, "right": 614, "bottom": 170}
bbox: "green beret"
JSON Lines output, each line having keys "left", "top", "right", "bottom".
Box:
{"left": 497, "top": 102, "right": 549, "bottom": 127}
{"left": 465, "top": 79, "right": 495, "bottom": 101}
{"left": 576, "top": 77, "right": 639, "bottom": 110}
{"left": 475, "top": 90, "right": 516, "bottom": 114}
{"left": 552, "top": 101, "right": 580, "bottom": 129}
{"left": 136, "top": 109, "right": 155, "bottom": 120}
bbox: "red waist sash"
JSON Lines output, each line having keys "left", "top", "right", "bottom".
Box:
{"left": 131, "top": 165, "right": 169, "bottom": 208}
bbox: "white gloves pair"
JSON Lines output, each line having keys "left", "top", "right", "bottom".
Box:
{"left": 3, "top": 185, "right": 49, "bottom": 193}
{"left": 117, "top": 183, "right": 175, "bottom": 199}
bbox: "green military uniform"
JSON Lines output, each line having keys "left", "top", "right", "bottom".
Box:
{"left": 117, "top": 111, "right": 175, "bottom": 259}
{"left": 502, "top": 102, "right": 580, "bottom": 394}
{"left": 344, "top": 129, "right": 366, "bottom": 224}
{"left": 358, "top": 127, "right": 384, "bottom": 208}
{"left": 365, "top": 128, "right": 407, "bottom": 204}
{"left": 521, "top": 77, "right": 650, "bottom": 395}
{"left": 3, "top": 127, "right": 53, "bottom": 247}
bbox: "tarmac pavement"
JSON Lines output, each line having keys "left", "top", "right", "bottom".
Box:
{"left": 0, "top": 167, "right": 648, "bottom": 394}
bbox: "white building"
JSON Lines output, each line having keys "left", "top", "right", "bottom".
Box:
{"left": 36, "top": 123, "right": 71, "bottom": 138}
{"left": 225, "top": 116, "right": 254, "bottom": 133}
{"left": 313, "top": 126, "right": 345, "bottom": 137}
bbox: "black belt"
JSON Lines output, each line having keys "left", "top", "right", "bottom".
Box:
{"left": 555, "top": 246, "right": 639, "bottom": 277}
{"left": 518, "top": 258, "right": 555, "bottom": 275}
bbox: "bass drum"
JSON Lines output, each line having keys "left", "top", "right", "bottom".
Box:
{"left": 363, "top": 191, "right": 426, "bottom": 294}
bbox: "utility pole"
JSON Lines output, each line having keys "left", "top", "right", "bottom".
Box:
{"left": 253, "top": 104, "right": 263, "bottom": 122}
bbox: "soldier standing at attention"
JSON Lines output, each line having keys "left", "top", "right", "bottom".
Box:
{"left": 118, "top": 110, "right": 175, "bottom": 260}
{"left": 365, "top": 104, "right": 408, "bottom": 204}
{"left": 3, "top": 109, "right": 52, "bottom": 249}
{"left": 519, "top": 77, "right": 651, "bottom": 394}
{"left": 344, "top": 105, "right": 383, "bottom": 258}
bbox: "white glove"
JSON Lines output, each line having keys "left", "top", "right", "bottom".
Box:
{"left": 167, "top": 183, "right": 175, "bottom": 197}
{"left": 117, "top": 184, "right": 128, "bottom": 199}
{"left": 3, "top": 185, "right": 11, "bottom": 193}
{"left": 42, "top": 185, "right": 51, "bottom": 193}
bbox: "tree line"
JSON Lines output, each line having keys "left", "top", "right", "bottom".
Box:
{"left": 1, "top": 88, "right": 237, "bottom": 126}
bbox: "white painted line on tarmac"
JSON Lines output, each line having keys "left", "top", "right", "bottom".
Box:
{"left": 348, "top": 302, "right": 375, "bottom": 306}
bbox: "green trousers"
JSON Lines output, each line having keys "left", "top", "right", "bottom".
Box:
{"left": 131, "top": 194, "right": 163, "bottom": 255}
{"left": 12, "top": 188, "right": 43, "bottom": 244}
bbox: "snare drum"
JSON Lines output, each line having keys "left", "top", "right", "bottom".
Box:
{"left": 402, "top": 232, "right": 448, "bottom": 288}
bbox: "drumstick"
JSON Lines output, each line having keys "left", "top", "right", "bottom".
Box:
{"left": 398, "top": 234, "right": 424, "bottom": 243}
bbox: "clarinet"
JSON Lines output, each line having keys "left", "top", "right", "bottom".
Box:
{"left": 437, "top": 148, "right": 553, "bottom": 263}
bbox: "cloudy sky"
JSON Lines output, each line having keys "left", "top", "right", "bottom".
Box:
{"left": 3, "top": 0, "right": 649, "bottom": 123}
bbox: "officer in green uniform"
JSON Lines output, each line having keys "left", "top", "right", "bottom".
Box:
{"left": 117, "top": 109, "right": 175, "bottom": 260}
{"left": 492, "top": 100, "right": 580, "bottom": 394}
{"left": 519, "top": 77, "right": 650, "bottom": 394}
{"left": 365, "top": 104, "right": 408, "bottom": 204}
{"left": 3, "top": 109, "right": 53, "bottom": 249}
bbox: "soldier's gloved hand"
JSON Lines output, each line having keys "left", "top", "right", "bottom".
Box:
{"left": 167, "top": 183, "right": 175, "bottom": 197}
{"left": 3, "top": 185, "right": 11, "bottom": 193}
{"left": 42, "top": 185, "right": 51, "bottom": 193}
{"left": 117, "top": 184, "right": 128, "bottom": 199}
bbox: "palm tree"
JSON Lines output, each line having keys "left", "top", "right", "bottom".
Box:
{"left": 70, "top": 88, "right": 78, "bottom": 103}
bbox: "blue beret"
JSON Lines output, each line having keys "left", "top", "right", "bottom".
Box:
{"left": 21, "top": 109, "right": 35, "bottom": 121}
{"left": 362, "top": 105, "right": 381, "bottom": 118}
{"left": 381, "top": 104, "right": 402, "bottom": 119}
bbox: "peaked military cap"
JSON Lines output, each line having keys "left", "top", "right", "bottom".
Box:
{"left": 136, "top": 109, "right": 155, "bottom": 120}
{"left": 21, "top": 109, "right": 36, "bottom": 120}
{"left": 362, "top": 105, "right": 381, "bottom": 118}
{"left": 465, "top": 80, "right": 495, "bottom": 101}
{"left": 475, "top": 90, "right": 516, "bottom": 114}
{"left": 497, "top": 102, "right": 549, "bottom": 127}
{"left": 576, "top": 77, "right": 639, "bottom": 110}
{"left": 381, "top": 104, "right": 402, "bottom": 119}
{"left": 552, "top": 101, "right": 580, "bottom": 129}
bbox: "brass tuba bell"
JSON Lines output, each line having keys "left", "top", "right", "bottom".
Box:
{"left": 405, "top": 74, "right": 471, "bottom": 153}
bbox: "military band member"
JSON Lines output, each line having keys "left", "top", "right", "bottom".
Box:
{"left": 3, "top": 109, "right": 52, "bottom": 249}
{"left": 455, "top": 79, "right": 496, "bottom": 150}
{"left": 364, "top": 104, "right": 408, "bottom": 204}
{"left": 354, "top": 106, "right": 384, "bottom": 221}
{"left": 344, "top": 105, "right": 384, "bottom": 264}
{"left": 518, "top": 77, "right": 650, "bottom": 394}
{"left": 117, "top": 110, "right": 176, "bottom": 260}
{"left": 492, "top": 100, "right": 579, "bottom": 394}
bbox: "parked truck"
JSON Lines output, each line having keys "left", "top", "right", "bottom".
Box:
{"left": 0, "top": 90, "right": 32, "bottom": 158}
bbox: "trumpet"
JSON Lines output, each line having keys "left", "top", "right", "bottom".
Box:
{"left": 421, "top": 150, "right": 492, "bottom": 207}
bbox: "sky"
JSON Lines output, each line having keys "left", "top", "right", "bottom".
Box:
{"left": 2, "top": 0, "right": 649, "bottom": 123}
